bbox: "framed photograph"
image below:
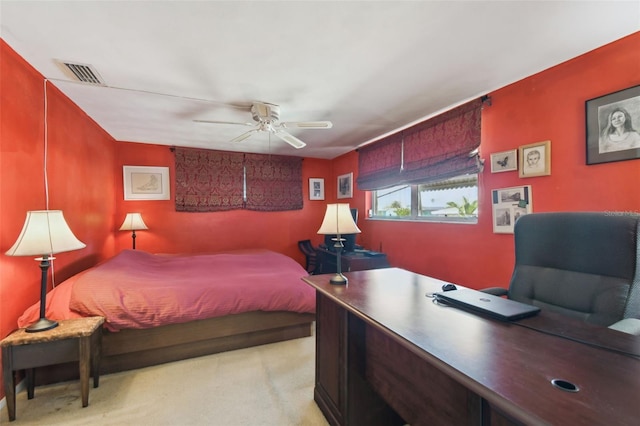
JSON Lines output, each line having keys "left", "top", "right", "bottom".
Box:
{"left": 586, "top": 84, "right": 640, "bottom": 165}
{"left": 123, "top": 166, "right": 170, "bottom": 200}
{"left": 309, "top": 178, "right": 325, "bottom": 200}
{"left": 491, "top": 185, "right": 532, "bottom": 234}
{"left": 337, "top": 172, "right": 353, "bottom": 199}
{"left": 490, "top": 149, "right": 518, "bottom": 173}
{"left": 519, "top": 140, "right": 551, "bottom": 178}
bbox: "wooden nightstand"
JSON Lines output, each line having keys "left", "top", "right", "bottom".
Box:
{"left": 1, "top": 316, "right": 104, "bottom": 422}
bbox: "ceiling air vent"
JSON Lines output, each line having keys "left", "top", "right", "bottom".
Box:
{"left": 55, "top": 60, "right": 105, "bottom": 85}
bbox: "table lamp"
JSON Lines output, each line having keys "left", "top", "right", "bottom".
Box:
{"left": 317, "top": 203, "right": 361, "bottom": 285}
{"left": 5, "top": 210, "right": 86, "bottom": 332}
{"left": 119, "top": 213, "right": 148, "bottom": 249}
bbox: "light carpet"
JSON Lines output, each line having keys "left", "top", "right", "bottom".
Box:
{"left": 1, "top": 336, "right": 328, "bottom": 426}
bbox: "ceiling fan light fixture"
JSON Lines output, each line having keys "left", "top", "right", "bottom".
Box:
{"left": 196, "top": 100, "right": 329, "bottom": 149}
{"left": 251, "top": 102, "right": 279, "bottom": 122}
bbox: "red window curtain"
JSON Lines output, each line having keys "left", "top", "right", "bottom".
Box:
{"left": 244, "top": 153, "right": 303, "bottom": 211}
{"left": 174, "top": 147, "right": 244, "bottom": 212}
{"left": 356, "top": 98, "right": 483, "bottom": 190}
{"left": 356, "top": 134, "right": 403, "bottom": 190}
{"left": 401, "top": 99, "right": 482, "bottom": 184}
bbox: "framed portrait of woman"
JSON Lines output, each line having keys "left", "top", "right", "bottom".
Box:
{"left": 586, "top": 84, "right": 640, "bottom": 165}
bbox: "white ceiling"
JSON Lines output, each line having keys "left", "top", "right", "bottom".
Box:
{"left": 2, "top": 1, "right": 639, "bottom": 159}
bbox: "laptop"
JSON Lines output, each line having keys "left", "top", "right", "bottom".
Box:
{"left": 433, "top": 288, "right": 540, "bottom": 321}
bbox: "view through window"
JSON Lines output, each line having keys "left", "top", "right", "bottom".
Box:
{"left": 371, "top": 174, "right": 478, "bottom": 222}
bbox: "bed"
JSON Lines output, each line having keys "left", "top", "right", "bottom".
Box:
{"left": 17, "top": 249, "right": 316, "bottom": 384}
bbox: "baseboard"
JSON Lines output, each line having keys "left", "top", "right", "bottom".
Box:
{"left": 0, "top": 378, "right": 26, "bottom": 412}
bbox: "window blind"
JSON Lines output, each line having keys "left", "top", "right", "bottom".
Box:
{"left": 357, "top": 98, "right": 483, "bottom": 190}
{"left": 174, "top": 147, "right": 302, "bottom": 212}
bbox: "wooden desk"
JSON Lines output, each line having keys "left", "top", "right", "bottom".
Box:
{"left": 302, "top": 268, "right": 640, "bottom": 426}
{"left": 315, "top": 247, "right": 389, "bottom": 274}
{"left": 1, "top": 317, "right": 104, "bottom": 422}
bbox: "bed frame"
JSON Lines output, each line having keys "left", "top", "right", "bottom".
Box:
{"left": 33, "top": 311, "right": 315, "bottom": 385}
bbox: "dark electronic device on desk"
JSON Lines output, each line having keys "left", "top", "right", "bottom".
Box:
{"left": 433, "top": 288, "right": 540, "bottom": 321}
{"left": 324, "top": 208, "right": 359, "bottom": 253}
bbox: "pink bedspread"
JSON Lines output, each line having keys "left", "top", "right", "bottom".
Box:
{"left": 19, "top": 249, "right": 315, "bottom": 331}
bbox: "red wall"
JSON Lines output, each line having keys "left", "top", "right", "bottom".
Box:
{"left": 0, "top": 40, "right": 116, "bottom": 399}
{"left": 113, "top": 141, "right": 333, "bottom": 266}
{"left": 361, "top": 32, "right": 640, "bottom": 289}
{"left": 1, "top": 32, "right": 639, "bottom": 401}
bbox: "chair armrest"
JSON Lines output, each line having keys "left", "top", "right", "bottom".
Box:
{"left": 480, "top": 287, "right": 509, "bottom": 297}
{"left": 608, "top": 318, "right": 640, "bottom": 336}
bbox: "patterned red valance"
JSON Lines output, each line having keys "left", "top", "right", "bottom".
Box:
{"left": 174, "top": 147, "right": 302, "bottom": 212}
{"left": 357, "top": 98, "right": 483, "bottom": 190}
{"left": 245, "top": 153, "right": 303, "bottom": 212}
{"left": 175, "top": 148, "right": 244, "bottom": 212}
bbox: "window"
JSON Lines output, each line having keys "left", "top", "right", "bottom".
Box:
{"left": 370, "top": 173, "right": 478, "bottom": 222}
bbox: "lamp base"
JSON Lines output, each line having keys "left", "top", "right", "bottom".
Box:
{"left": 26, "top": 317, "right": 58, "bottom": 333}
{"left": 330, "top": 273, "right": 348, "bottom": 285}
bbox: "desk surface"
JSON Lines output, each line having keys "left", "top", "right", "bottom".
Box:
{"left": 303, "top": 268, "right": 640, "bottom": 425}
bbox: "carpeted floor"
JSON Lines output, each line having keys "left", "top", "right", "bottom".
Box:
{"left": 1, "top": 336, "right": 328, "bottom": 425}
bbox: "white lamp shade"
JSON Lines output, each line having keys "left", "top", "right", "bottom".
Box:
{"left": 119, "top": 213, "right": 148, "bottom": 231}
{"left": 317, "top": 204, "right": 361, "bottom": 235}
{"left": 5, "top": 210, "right": 86, "bottom": 257}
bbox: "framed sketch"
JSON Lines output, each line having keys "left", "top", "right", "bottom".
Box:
{"left": 490, "top": 149, "right": 518, "bottom": 173}
{"left": 586, "top": 84, "right": 640, "bottom": 165}
{"left": 337, "top": 172, "right": 353, "bottom": 199}
{"left": 123, "top": 166, "right": 170, "bottom": 200}
{"left": 309, "top": 178, "right": 325, "bottom": 200}
{"left": 491, "top": 185, "right": 532, "bottom": 234}
{"left": 519, "top": 140, "right": 551, "bottom": 178}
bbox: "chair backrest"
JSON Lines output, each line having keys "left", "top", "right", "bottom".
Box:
{"left": 298, "top": 239, "right": 315, "bottom": 256}
{"left": 508, "top": 212, "right": 640, "bottom": 327}
{"left": 298, "top": 239, "right": 318, "bottom": 273}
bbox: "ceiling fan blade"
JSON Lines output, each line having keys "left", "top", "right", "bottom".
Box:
{"left": 274, "top": 130, "right": 306, "bottom": 149}
{"left": 280, "top": 121, "right": 333, "bottom": 129}
{"left": 230, "top": 129, "right": 259, "bottom": 143}
{"left": 194, "top": 119, "right": 254, "bottom": 126}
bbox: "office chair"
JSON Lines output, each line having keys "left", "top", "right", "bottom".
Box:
{"left": 482, "top": 212, "right": 640, "bottom": 331}
{"left": 298, "top": 239, "right": 318, "bottom": 274}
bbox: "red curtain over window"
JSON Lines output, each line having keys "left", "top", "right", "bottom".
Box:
{"left": 356, "top": 98, "right": 483, "bottom": 190}
{"left": 245, "top": 153, "right": 303, "bottom": 211}
{"left": 174, "top": 147, "right": 244, "bottom": 212}
{"left": 175, "top": 148, "right": 302, "bottom": 212}
{"left": 356, "top": 134, "right": 403, "bottom": 190}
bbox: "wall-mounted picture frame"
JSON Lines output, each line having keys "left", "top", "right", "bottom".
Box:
{"left": 586, "top": 84, "right": 640, "bottom": 165}
{"left": 490, "top": 149, "right": 518, "bottom": 173}
{"left": 123, "top": 166, "right": 170, "bottom": 200}
{"left": 491, "top": 185, "right": 532, "bottom": 234}
{"left": 309, "top": 178, "right": 325, "bottom": 200}
{"left": 519, "top": 140, "right": 551, "bottom": 178}
{"left": 337, "top": 172, "right": 353, "bottom": 199}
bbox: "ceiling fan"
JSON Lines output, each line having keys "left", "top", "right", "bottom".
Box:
{"left": 194, "top": 101, "right": 332, "bottom": 149}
